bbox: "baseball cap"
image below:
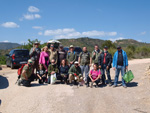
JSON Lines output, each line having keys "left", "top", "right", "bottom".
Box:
{"left": 104, "top": 46, "right": 108, "bottom": 49}
{"left": 74, "top": 61, "right": 79, "bottom": 64}
{"left": 117, "top": 46, "right": 121, "bottom": 49}
{"left": 59, "top": 45, "right": 63, "bottom": 48}
{"left": 28, "top": 59, "right": 33, "bottom": 63}
{"left": 69, "top": 45, "right": 74, "bottom": 48}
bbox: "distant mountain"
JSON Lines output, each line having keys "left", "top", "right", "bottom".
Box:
{"left": 114, "top": 39, "right": 150, "bottom": 47}
{"left": 58, "top": 37, "right": 105, "bottom": 52}
{"left": 59, "top": 37, "right": 150, "bottom": 50}
{"left": 0, "top": 42, "right": 21, "bottom": 50}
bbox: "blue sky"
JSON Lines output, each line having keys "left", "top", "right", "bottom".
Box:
{"left": 0, "top": 0, "right": 150, "bottom": 44}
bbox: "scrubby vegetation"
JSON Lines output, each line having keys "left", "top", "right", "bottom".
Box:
{"left": 0, "top": 38, "right": 150, "bottom": 65}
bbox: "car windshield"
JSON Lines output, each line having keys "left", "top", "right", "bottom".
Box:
{"left": 14, "top": 50, "right": 29, "bottom": 56}
{"left": 74, "top": 47, "right": 82, "bottom": 53}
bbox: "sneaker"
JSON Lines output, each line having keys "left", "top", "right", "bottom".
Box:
{"left": 109, "top": 83, "right": 112, "bottom": 87}
{"left": 113, "top": 85, "right": 117, "bottom": 88}
{"left": 86, "top": 84, "right": 89, "bottom": 88}
{"left": 123, "top": 85, "right": 127, "bottom": 88}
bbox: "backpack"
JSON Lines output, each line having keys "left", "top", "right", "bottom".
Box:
{"left": 80, "top": 52, "right": 90, "bottom": 59}
{"left": 68, "top": 51, "right": 76, "bottom": 56}
{"left": 17, "top": 64, "right": 29, "bottom": 76}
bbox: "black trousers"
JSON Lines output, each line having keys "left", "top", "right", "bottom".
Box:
{"left": 87, "top": 76, "right": 100, "bottom": 85}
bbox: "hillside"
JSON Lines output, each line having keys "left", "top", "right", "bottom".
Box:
{"left": 58, "top": 37, "right": 105, "bottom": 52}
{"left": 0, "top": 42, "right": 21, "bottom": 50}
{"left": 114, "top": 39, "right": 150, "bottom": 47}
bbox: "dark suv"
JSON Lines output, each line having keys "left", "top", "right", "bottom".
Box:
{"left": 6, "top": 49, "right": 29, "bottom": 69}
{"left": 64, "top": 47, "right": 82, "bottom": 61}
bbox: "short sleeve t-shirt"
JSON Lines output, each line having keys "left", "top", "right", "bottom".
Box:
{"left": 21, "top": 65, "right": 32, "bottom": 80}
{"left": 37, "top": 70, "right": 46, "bottom": 77}
{"left": 90, "top": 69, "right": 101, "bottom": 80}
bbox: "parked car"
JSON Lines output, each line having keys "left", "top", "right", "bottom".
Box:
{"left": 47, "top": 40, "right": 61, "bottom": 49}
{"left": 6, "top": 49, "right": 29, "bottom": 69}
{"left": 64, "top": 47, "right": 82, "bottom": 61}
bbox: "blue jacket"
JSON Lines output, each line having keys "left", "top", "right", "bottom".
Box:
{"left": 113, "top": 50, "right": 128, "bottom": 68}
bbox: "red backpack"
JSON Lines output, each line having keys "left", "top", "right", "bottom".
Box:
{"left": 17, "top": 64, "right": 29, "bottom": 76}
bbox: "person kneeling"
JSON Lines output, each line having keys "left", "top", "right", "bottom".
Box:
{"left": 19, "top": 59, "right": 34, "bottom": 87}
{"left": 48, "top": 59, "right": 59, "bottom": 84}
{"left": 87, "top": 64, "right": 101, "bottom": 88}
{"left": 37, "top": 64, "right": 47, "bottom": 84}
{"left": 60, "top": 59, "right": 69, "bottom": 84}
{"left": 68, "top": 61, "right": 83, "bottom": 86}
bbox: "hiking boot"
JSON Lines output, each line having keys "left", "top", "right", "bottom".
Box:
{"left": 109, "top": 83, "right": 112, "bottom": 87}
{"left": 113, "top": 85, "right": 117, "bottom": 88}
{"left": 95, "top": 84, "right": 99, "bottom": 88}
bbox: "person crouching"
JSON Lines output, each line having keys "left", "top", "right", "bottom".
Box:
{"left": 68, "top": 61, "right": 83, "bottom": 86}
{"left": 59, "top": 59, "right": 69, "bottom": 84}
{"left": 36, "top": 64, "right": 47, "bottom": 84}
{"left": 87, "top": 64, "right": 101, "bottom": 88}
{"left": 48, "top": 59, "right": 59, "bottom": 84}
{"left": 19, "top": 59, "right": 34, "bottom": 87}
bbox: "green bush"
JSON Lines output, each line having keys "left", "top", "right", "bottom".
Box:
{"left": 0, "top": 55, "right": 6, "bottom": 65}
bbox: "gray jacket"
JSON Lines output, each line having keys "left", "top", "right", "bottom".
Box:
{"left": 29, "top": 47, "right": 41, "bottom": 61}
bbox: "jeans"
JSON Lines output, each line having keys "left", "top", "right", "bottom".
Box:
{"left": 114, "top": 65, "right": 126, "bottom": 86}
{"left": 87, "top": 76, "right": 100, "bottom": 85}
{"left": 80, "top": 65, "right": 90, "bottom": 82}
{"left": 100, "top": 64, "right": 111, "bottom": 84}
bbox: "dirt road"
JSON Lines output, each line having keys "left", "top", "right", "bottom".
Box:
{"left": 0, "top": 59, "right": 150, "bottom": 113}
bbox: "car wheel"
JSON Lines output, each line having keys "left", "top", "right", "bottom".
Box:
{"left": 11, "top": 62, "right": 15, "bottom": 69}
{"left": 6, "top": 61, "right": 9, "bottom": 67}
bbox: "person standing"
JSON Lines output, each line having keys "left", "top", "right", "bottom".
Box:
{"left": 78, "top": 47, "right": 92, "bottom": 82}
{"left": 58, "top": 45, "right": 67, "bottom": 66}
{"left": 98, "top": 46, "right": 112, "bottom": 86}
{"left": 29, "top": 42, "right": 41, "bottom": 74}
{"left": 112, "top": 46, "right": 128, "bottom": 88}
{"left": 39, "top": 46, "right": 50, "bottom": 72}
{"left": 92, "top": 44, "right": 102, "bottom": 65}
{"left": 67, "top": 45, "right": 77, "bottom": 67}
{"left": 49, "top": 44, "right": 58, "bottom": 64}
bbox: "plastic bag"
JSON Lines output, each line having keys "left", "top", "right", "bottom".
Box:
{"left": 123, "top": 70, "right": 134, "bottom": 83}
{"left": 51, "top": 73, "right": 57, "bottom": 84}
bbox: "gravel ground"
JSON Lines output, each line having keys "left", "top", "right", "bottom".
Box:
{"left": 0, "top": 59, "right": 150, "bottom": 113}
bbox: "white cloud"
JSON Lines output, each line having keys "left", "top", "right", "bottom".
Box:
{"left": 23, "top": 14, "right": 41, "bottom": 20}
{"left": 1, "top": 40, "right": 10, "bottom": 42}
{"left": 32, "top": 26, "right": 43, "bottom": 30}
{"left": 44, "top": 28, "right": 75, "bottom": 36}
{"left": 1, "top": 22, "right": 19, "bottom": 28}
{"left": 140, "top": 31, "right": 146, "bottom": 35}
{"left": 43, "top": 28, "right": 117, "bottom": 39}
{"left": 28, "top": 6, "right": 39, "bottom": 13}
{"left": 109, "top": 37, "right": 125, "bottom": 42}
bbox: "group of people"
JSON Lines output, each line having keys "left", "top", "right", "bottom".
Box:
{"left": 18, "top": 41, "right": 128, "bottom": 88}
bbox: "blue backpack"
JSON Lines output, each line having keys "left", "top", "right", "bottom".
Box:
{"left": 68, "top": 51, "right": 76, "bottom": 56}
